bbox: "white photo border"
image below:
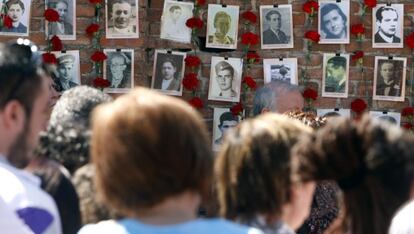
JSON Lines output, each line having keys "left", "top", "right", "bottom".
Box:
{"left": 322, "top": 53, "right": 350, "bottom": 98}
{"left": 105, "top": 0, "right": 139, "bottom": 39}
{"left": 263, "top": 58, "right": 298, "bottom": 85}
{"left": 0, "top": 0, "right": 31, "bottom": 37}
{"left": 318, "top": 0, "right": 350, "bottom": 44}
{"left": 206, "top": 4, "right": 239, "bottom": 49}
{"left": 211, "top": 107, "right": 243, "bottom": 152}
{"left": 369, "top": 111, "right": 401, "bottom": 125}
{"left": 260, "top": 5, "right": 294, "bottom": 49}
{"left": 45, "top": 0, "right": 76, "bottom": 40}
{"left": 160, "top": 0, "right": 194, "bottom": 43}
{"left": 103, "top": 48, "right": 134, "bottom": 93}
{"left": 373, "top": 56, "right": 406, "bottom": 102}
{"left": 372, "top": 4, "right": 404, "bottom": 48}
{"left": 317, "top": 108, "right": 351, "bottom": 118}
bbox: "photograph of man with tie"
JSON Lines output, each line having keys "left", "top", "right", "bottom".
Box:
{"left": 260, "top": 5, "right": 293, "bottom": 49}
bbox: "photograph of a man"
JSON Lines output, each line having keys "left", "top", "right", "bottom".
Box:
{"left": 160, "top": 1, "right": 193, "bottom": 43}
{"left": 104, "top": 49, "right": 133, "bottom": 91}
{"left": 373, "top": 56, "right": 406, "bottom": 101}
{"left": 151, "top": 50, "right": 185, "bottom": 96}
{"left": 56, "top": 53, "right": 79, "bottom": 91}
{"left": 260, "top": 5, "right": 293, "bottom": 49}
{"left": 373, "top": 4, "right": 403, "bottom": 48}
{"left": 369, "top": 111, "right": 401, "bottom": 125}
{"left": 208, "top": 56, "right": 242, "bottom": 102}
{"left": 46, "top": 0, "right": 75, "bottom": 39}
{"left": 322, "top": 54, "right": 349, "bottom": 98}
{"left": 0, "top": 0, "right": 30, "bottom": 35}
{"left": 106, "top": 0, "right": 139, "bottom": 38}
{"left": 206, "top": 4, "right": 239, "bottom": 49}
{"left": 263, "top": 58, "right": 298, "bottom": 85}
{"left": 212, "top": 108, "right": 241, "bottom": 151}
{"left": 318, "top": 0, "right": 349, "bottom": 43}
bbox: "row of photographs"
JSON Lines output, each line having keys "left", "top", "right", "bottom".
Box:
{"left": 0, "top": 0, "right": 404, "bottom": 49}
{"left": 51, "top": 49, "right": 407, "bottom": 103}
{"left": 212, "top": 107, "right": 402, "bottom": 150}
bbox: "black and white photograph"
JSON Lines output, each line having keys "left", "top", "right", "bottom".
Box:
{"left": 369, "top": 111, "right": 401, "bottom": 125}
{"left": 260, "top": 5, "right": 293, "bottom": 49}
{"left": 0, "top": 0, "right": 31, "bottom": 36}
{"left": 160, "top": 0, "right": 193, "bottom": 43}
{"left": 103, "top": 49, "right": 134, "bottom": 93}
{"left": 322, "top": 53, "right": 350, "bottom": 98}
{"left": 208, "top": 56, "right": 243, "bottom": 102}
{"left": 50, "top": 50, "right": 81, "bottom": 92}
{"left": 151, "top": 49, "right": 185, "bottom": 96}
{"left": 317, "top": 108, "right": 351, "bottom": 118}
{"left": 373, "top": 56, "right": 406, "bottom": 102}
{"left": 318, "top": 0, "right": 350, "bottom": 44}
{"left": 212, "top": 107, "right": 242, "bottom": 151}
{"left": 206, "top": 4, "right": 239, "bottom": 49}
{"left": 105, "top": 0, "right": 139, "bottom": 39}
{"left": 263, "top": 58, "right": 297, "bottom": 84}
{"left": 372, "top": 4, "right": 404, "bottom": 48}
{"left": 45, "top": 0, "right": 76, "bottom": 40}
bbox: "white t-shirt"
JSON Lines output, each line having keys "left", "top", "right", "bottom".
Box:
{"left": 79, "top": 218, "right": 264, "bottom": 234}
{"left": 0, "top": 156, "right": 62, "bottom": 234}
{"left": 389, "top": 200, "right": 414, "bottom": 234}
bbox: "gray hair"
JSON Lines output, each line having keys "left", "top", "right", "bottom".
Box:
{"left": 252, "top": 80, "right": 301, "bottom": 116}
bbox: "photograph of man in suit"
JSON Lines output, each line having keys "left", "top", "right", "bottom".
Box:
{"left": 214, "top": 111, "right": 239, "bottom": 145}
{"left": 320, "top": 3, "right": 347, "bottom": 39}
{"left": 324, "top": 56, "right": 347, "bottom": 93}
{"left": 375, "top": 6, "right": 400, "bottom": 43}
{"left": 376, "top": 60, "right": 400, "bottom": 96}
{"left": 154, "top": 57, "right": 181, "bottom": 92}
{"left": 47, "top": 0, "right": 73, "bottom": 36}
{"left": 57, "top": 54, "right": 78, "bottom": 91}
{"left": 107, "top": 52, "right": 131, "bottom": 89}
{"left": 208, "top": 11, "right": 234, "bottom": 45}
{"left": 262, "top": 10, "right": 288, "bottom": 44}
{"left": 1, "top": 0, "right": 27, "bottom": 33}
{"left": 107, "top": 0, "right": 136, "bottom": 36}
{"left": 215, "top": 61, "right": 237, "bottom": 98}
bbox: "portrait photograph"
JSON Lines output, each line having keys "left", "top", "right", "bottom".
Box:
{"left": 206, "top": 4, "right": 239, "bottom": 49}
{"left": 373, "top": 56, "right": 406, "bottom": 102}
{"left": 322, "top": 53, "right": 350, "bottom": 98}
{"left": 105, "top": 0, "right": 139, "bottom": 39}
{"left": 103, "top": 49, "right": 134, "bottom": 93}
{"left": 317, "top": 108, "right": 351, "bottom": 118}
{"left": 49, "top": 50, "right": 81, "bottom": 92}
{"left": 0, "top": 0, "right": 31, "bottom": 36}
{"left": 151, "top": 49, "right": 185, "bottom": 96}
{"left": 260, "top": 5, "right": 293, "bottom": 49}
{"left": 208, "top": 56, "right": 243, "bottom": 102}
{"left": 372, "top": 4, "right": 404, "bottom": 48}
{"left": 45, "top": 0, "right": 76, "bottom": 40}
{"left": 318, "top": 0, "right": 350, "bottom": 44}
{"left": 369, "top": 111, "right": 401, "bottom": 125}
{"left": 212, "top": 107, "right": 242, "bottom": 151}
{"left": 263, "top": 58, "right": 297, "bottom": 85}
{"left": 160, "top": 0, "right": 193, "bottom": 43}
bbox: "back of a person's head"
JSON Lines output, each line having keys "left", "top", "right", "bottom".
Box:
{"left": 292, "top": 115, "right": 414, "bottom": 234}
{"left": 91, "top": 87, "right": 213, "bottom": 216}
{"left": 37, "top": 86, "right": 112, "bottom": 173}
{"left": 215, "top": 113, "right": 312, "bottom": 219}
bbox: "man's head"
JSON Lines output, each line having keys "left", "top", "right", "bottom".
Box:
{"left": 110, "top": 0, "right": 132, "bottom": 29}
{"left": 218, "top": 112, "right": 239, "bottom": 136}
{"left": 0, "top": 42, "right": 50, "bottom": 168}
{"left": 169, "top": 5, "right": 182, "bottom": 21}
{"left": 57, "top": 54, "right": 75, "bottom": 82}
{"left": 214, "top": 11, "right": 231, "bottom": 35}
{"left": 6, "top": 0, "right": 25, "bottom": 24}
{"left": 253, "top": 80, "right": 304, "bottom": 116}
{"left": 321, "top": 4, "right": 346, "bottom": 38}
{"left": 109, "top": 52, "right": 130, "bottom": 78}
{"left": 265, "top": 10, "right": 282, "bottom": 31}
{"left": 215, "top": 61, "right": 234, "bottom": 92}
{"left": 379, "top": 61, "right": 395, "bottom": 83}
{"left": 326, "top": 56, "right": 346, "bottom": 83}
{"left": 52, "top": 0, "right": 69, "bottom": 22}
{"left": 161, "top": 58, "right": 177, "bottom": 81}
{"left": 376, "top": 7, "right": 398, "bottom": 37}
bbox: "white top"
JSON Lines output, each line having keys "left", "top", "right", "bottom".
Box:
{"left": 0, "top": 155, "right": 62, "bottom": 234}
{"left": 79, "top": 218, "right": 264, "bottom": 234}
{"left": 389, "top": 200, "right": 414, "bottom": 234}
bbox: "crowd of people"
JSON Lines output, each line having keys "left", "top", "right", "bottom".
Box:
{"left": 1, "top": 40, "right": 414, "bottom": 234}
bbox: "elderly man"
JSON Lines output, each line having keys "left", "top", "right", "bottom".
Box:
{"left": 1, "top": 0, "right": 27, "bottom": 33}
{"left": 375, "top": 6, "right": 400, "bottom": 43}
{"left": 48, "top": 0, "right": 73, "bottom": 36}
{"left": 108, "top": 52, "right": 131, "bottom": 89}
{"left": 57, "top": 54, "right": 77, "bottom": 91}
{"left": 107, "top": 0, "right": 136, "bottom": 36}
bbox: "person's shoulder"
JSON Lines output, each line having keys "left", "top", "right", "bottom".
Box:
{"left": 389, "top": 200, "right": 414, "bottom": 234}
{"left": 191, "top": 218, "right": 264, "bottom": 234}
{"left": 78, "top": 220, "right": 127, "bottom": 234}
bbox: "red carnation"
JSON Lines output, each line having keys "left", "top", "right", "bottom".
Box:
{"left": 351, "top": 24, "right": 365, "bottom": 35}
{"left": 246, "top": 51, "right": 260, "bottom": 63}
{"left": 406, "top": 32, "right": 414, "bottom": 49}
{"left": 351, "top": 98, "right": 367, "bottom": 113}
{"left": 303, "top": 1, "right": 319, "bottom": 14}
{"left": 42, "top": 53, "right": 57, "bottom": 64}
{"left": 89, "top": 0, "right": 103, "bottom": 4}
{"left": 351, "top": 51, "right": 364, "bottom": 61}
{"left": 230, "top": 103, "right": 244, "bottom": 116}
{"left": 401, "top": 107, "right": 414, "bottom": 117}
{"left": 91, "top": 51, "right": 107, "bottom": 62}
{"left": 304, "top": 31, "right": 320, "bottom": 43}
{"left": 44, "top": 9, "right": 60, "bottom": 22}
{"left": 185, "top": 55, "right": 201, "bottom": 67}
{"left": 186, "top": 17, "right": 203, "bottom": 29}
{"left": 241, "top": 32, "right": 259, "bottom": 46}
{"left": 303, "top": 88, "right": 318, "bottom": 101}
{"left": 50, "top": 35, "right": 63, "bottom": 51}
{"left": 241, "top": 11, "right": 257, "bottom": 24}
{"left": 86, "top": 23, "right": 100, "bottom": 36}
{"left": 188, "top": 97, "right": 204, "bottom": 109}
{"left": 182, "top": 73, "right": 199, "bottom": 90}
{"left": 242, "top": 76, "right": 256, "bottom": 90}
{"left": 2, "top": 15, "right": 12, "bottom": 29}
{"left": 93, "top": 77, "right": 110, "bottom": 89}
{"left": 364, "top": 0, "right": 376, "bottom": 8}
{"left": 195, "top": 0, "right": 205, "bottom": 6}
{"left": 402, "top": 122, "right": 413, "bottom": 130}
